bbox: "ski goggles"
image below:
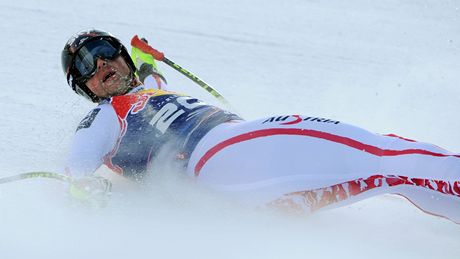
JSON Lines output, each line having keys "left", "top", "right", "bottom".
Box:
{"left": 71, "top": 38, "right": 122, "bottom": 81}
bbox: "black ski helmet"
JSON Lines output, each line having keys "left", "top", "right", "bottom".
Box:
{"left": 61, "top": 29, "right": 137, "bottom": 102}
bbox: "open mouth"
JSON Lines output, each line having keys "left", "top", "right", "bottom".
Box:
{"left": 102, "top": 71, "right": 117, "bottom": 83}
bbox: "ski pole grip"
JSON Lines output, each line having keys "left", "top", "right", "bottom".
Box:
{"left": 131, "top": 35, "right": 165, "bottom": 61}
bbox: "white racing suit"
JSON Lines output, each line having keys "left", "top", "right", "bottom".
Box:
{"left": 188, "top": 116, "right": 460, "bottom": 223}
{"left": 66, "top": 77, "right": 460, "bottom": 223}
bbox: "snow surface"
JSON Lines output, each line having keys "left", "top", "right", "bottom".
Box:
{"left": 0, "top": 0, "right": 459, "bottom": 258}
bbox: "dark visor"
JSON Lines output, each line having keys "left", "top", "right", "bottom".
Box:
{"left": 72, "top": 39, "right": 122, "bottom": 80}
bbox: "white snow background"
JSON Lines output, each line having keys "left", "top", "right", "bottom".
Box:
{"left": 0, "top": 0, "right": 459, "bottom": 258}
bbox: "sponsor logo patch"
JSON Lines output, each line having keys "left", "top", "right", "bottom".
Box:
{"left": 76, "top": 108, "right": 101, "bottom": 131}
{"left": 262, "top": 115, "right": 340, "bottom": 125}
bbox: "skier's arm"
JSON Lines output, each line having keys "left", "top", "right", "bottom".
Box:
{"left": 143, "top": 73, "right": 168, "bottom": 90}
{"left": 65, "top": 104, "right": 120, "bottom": 178}
{"left": 130, "top": 37, "right": 169, "bottom": 91}
{"left": 65, "top": 104, "right": 119, "bottom": 206}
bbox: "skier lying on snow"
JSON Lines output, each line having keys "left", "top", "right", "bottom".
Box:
{"left": 62, "top": 29, "right": 460, "bottom": 223}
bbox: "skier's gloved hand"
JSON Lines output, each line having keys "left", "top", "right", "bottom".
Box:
{"left": 130, "top": 37, "right": 167, "bottom": 85}
{"left": 69, "top": 176, "right": 112, "bottom": 208}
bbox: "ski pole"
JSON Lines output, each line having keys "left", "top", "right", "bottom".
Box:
{"left": 131, "top": 35, "right": 232, "bottom": 107}
{"left": 0, "top": 171, "right": 72, "bottom": 185}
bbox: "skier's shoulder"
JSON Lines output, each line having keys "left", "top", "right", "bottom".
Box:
{"left": 74, "top": 85, "right": 189, "bottom": 132}
{"left": 123, "top": 85, "right": 187, "bottom": 101}
{"left": 76, "top": 102, "right": 117, "bottom": 132}
{"left": 134, "top": 77, "right": 185, "bottom": 98}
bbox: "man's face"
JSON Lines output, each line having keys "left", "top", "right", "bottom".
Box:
{"left": 85, "top": 56, "right": 132, "bottom": 98}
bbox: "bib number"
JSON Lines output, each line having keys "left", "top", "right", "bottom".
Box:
{"left": 149, "top": 97, "right": 204, "bottom": 134}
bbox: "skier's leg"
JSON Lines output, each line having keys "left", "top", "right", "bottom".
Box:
{"left": 187, "top": 115, "right": 460, "bottom": 222}
{"left": 269, "top": 174, "right": 460, "bottom": 224}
